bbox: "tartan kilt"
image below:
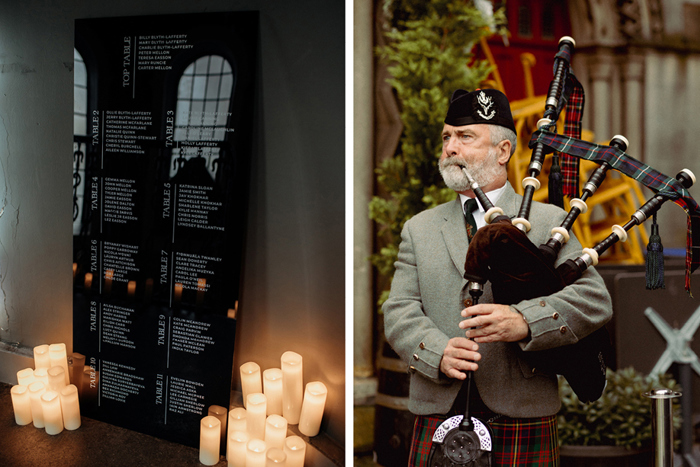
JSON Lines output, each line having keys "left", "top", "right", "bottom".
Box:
{"left": 408, "top": 410, "right": 559, "bottom": 467}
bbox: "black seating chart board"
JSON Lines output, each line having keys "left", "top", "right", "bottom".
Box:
{"left": 72, "top": 12, "right": 257, "bottom": 447}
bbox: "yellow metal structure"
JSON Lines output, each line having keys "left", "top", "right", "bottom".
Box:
{"left": 478, "top": 45, "right": 649, "bottom": 264}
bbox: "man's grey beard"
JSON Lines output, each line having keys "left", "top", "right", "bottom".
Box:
{"left": 439, "top": 148, "right": 501, "bottom": 192}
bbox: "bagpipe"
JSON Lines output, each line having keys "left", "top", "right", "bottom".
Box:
{"left": 428, "top": 36, "right": 700, "bottom": 466}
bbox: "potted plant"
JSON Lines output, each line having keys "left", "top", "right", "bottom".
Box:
{"left": 557, "top": 367, "right": 681, "bottom": 467}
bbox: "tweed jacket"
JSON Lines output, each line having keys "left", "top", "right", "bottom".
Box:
{"left": 382, "top": 182, "right": 613, "bottom": 418}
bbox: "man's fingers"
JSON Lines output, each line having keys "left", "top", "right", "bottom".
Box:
{"left": 451, "top": 349, "right": 481, "bottom": 362}
{"left": 445, "top": 346, "right": 480, "bottom": 361}
{"left": 447, "top": 337, "right": 479, "bottom": 352}
{"left": 446, "top": 368, "right": 467, "bottom": 380}
{"left": 440, "top": 338, "right": 480, "bottom": 379}
{"left": 445, "top": 355, "right": 479, "bottom": 372}
{"left": 461, "top": 304, "right": 490, "bottom": 317}
{"left": 459, "top": 317, "right": 477, "bottom": 329}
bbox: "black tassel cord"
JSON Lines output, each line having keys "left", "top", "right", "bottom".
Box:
{"left": 548, "top": 152, "right": 564, "bottom": 209}
{"left": 646, "top": 212, "right": 665, "bottom": 290}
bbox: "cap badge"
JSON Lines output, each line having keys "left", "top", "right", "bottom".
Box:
{"left": 476, "top": 91, "right": 495, "bottom": 120}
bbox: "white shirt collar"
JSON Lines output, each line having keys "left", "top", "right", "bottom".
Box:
{"left": 459, "top": 184, "right": 507, "bottom": 229}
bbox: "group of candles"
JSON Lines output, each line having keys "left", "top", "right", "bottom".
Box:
{"left": 200, "top": 351, "right": 328, "bottom": 466}
{"left": 8, "top": 345, "right": 328, "bottom": 465}
{"left": 10, "top": 343, "right": 82, "bottom": 435}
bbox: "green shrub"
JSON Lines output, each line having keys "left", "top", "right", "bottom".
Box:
{"left": 558, "top": 367, "right": 681, "bottom": 449}
{"left": 370, "top": 0, "right": 506, "bottom": 307}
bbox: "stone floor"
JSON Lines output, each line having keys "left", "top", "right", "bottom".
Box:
{"left": 0, "top": 382, "right": 343, "bottom": 466}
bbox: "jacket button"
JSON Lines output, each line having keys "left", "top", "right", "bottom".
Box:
{"left": 560, "top": 326, "right": 567, "bottom": 333}
{"left": 539, "top": 300, "right": 546, "bottom": 307}
{"left": 413, "top": 354, "right": 419, "bottom": 361}
{"left": 464, "top": 299, "right": 472, "bottom": 307}
{"left": 552, "top": 312, "right": 559, "bottom": 320}
{"left": 419, "top": 342, "right": 426, "bottom": 350}
{"left": 409, "top": 366, "right": 416, "bottom": 372}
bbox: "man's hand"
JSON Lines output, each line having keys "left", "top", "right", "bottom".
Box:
{"left": 459, "top": 304, "right": 529, "bottom": 343}
{"left": 440, "top": 337, "right": 480, "bottom": 380}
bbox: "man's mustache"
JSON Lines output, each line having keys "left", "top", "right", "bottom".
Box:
{"left": 441, "top": 157, "right": 468, "bottom": 170}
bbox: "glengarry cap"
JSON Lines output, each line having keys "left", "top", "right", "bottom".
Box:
{"left": 444, "top": 88, "right": 516, "bottom": 135}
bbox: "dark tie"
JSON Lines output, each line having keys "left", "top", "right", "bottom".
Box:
{"left": 464, "top": 198, "right": 478, "bottom": 241}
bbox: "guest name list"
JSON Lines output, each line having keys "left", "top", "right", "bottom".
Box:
{"left": 73, "top": 12, "right": 257, "bottom": 448}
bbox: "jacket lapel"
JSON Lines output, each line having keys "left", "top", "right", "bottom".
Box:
{"left": 495, "top": 182, "right": 520, "bottom": 218}
{"left": 442, "top": 198, "right": 469, "bottom": 277}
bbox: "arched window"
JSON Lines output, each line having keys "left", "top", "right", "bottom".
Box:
{"left": 171, "top": 55, "right": 235, "bottom": 180}
{"left": 73, "top": 48, "right": 88, "bottom": 235}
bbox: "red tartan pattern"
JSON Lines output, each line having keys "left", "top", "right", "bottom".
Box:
{"left": 409, "top": 412, "right": 559, "bottom": 466}
{"left": 561, "top": 75, "right": 584, "bottom": 198}
{"left": 550, "top": 46, "right": 584, "bottom": 199}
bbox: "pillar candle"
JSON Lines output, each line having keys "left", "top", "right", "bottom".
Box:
{"left": 228, "top": 407, "right": 247, "bottom": 440}
{"left": 240, "top": 362, "right": 262, "bottom": 408}
{"left": 227, "top": 430, "right": 248, "bottom": 467}
{"left": 246, "top": 393, "right": 267, "bottom": 440}
{"left": 81, "top": 366, "right": 99, "bottom": 401}
{"left": 127, "top": 280, "right": 136, "bottom": 297}
{"left": 71, "top": 353, "right": 85, "bottom": 389}
{"left": 28, "top": 381, "right": 46, "bottom": 428}
{"left": 246, "top": 439, "right": 267, "bottom": 467}
{"left": 34, "top": 344, "right": 51, "bottom": 369}
{"left": 48, "top": 366, "right": 67, "bottom": 392}
{"left": 266, "top": 448, "right": 287, "bottom": 466}
{"left": 196, "top": 278, "right": 206, "bottom": 304}
{"left": 41, "top": 390, "right": 64, "bottom": 435}
{"left": 81, "top": 367, "right": 93, "bottom": 397}
{"left": 263, "top": 368, "right": 283, "bottom": 416}
{"left": 265, "top": 414, "right": 288, "bottom": 450}
{"left": 10, "top": 385, "right": 32, "bottom": 425}
{"left": 283, "top": 436, "right": 306, "bottom": 467}
{"left": 60, "top": 384, "right": 81, "bottom": 430}
{"left": 17, "top": 368, "right": 35, "bottom": 386}
{"left": 33, "top": 368, "right": 49, "bottom": 385}
{"left": 84, "top": 272, "right": 93, "bottom": 290}
{"left": 49, "top": 343, "right": 70, "bottom": 385}
{"left": 173, "top": 282, "right": 183, "bottom": 302}
{"left": 145, "top": 278, "right": 154, "bottom": 300}
{"left": 229, "top": 407, "right": 247, "bottom": 431}
{"left": 209, "top": 405, "right": 228, "bottom": 446}
{"left": 104, "top": 269, "right": 114, "bottom": 294}
{"left": 199, "top": 415, "right": 221, "bottom": 466}
{"left": 281, "top": 351, "right": 303, "bottom": 424}
{"left": 298, "top": 381, "right": 327, "bottom": 437}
